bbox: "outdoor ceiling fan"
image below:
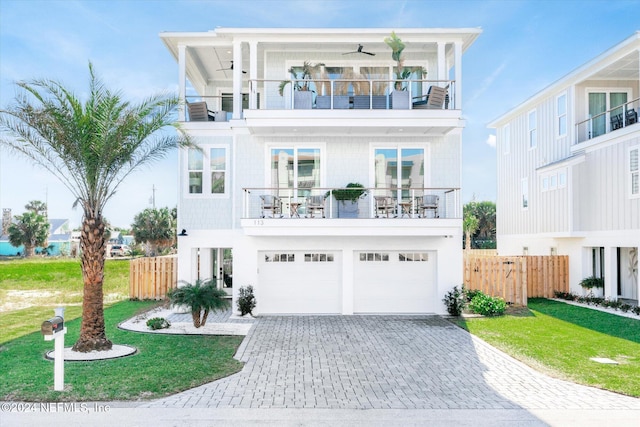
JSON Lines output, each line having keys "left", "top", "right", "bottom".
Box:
{"left": 217, "top": 61, "right": 247, "bottom": 74}
{"left": 342, "top": 44, "right": 376, "bottom": 56}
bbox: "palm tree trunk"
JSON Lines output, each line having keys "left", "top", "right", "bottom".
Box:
{"left": 192, "top": 310, "right": 201, "bottom": 328}
{"left": 201, "top": 309, "right": 209, "bottom": 327}
{"left": 72, "top": 214, "right": 112, "bottom": 352}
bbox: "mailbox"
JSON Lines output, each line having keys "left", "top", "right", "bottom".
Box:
{"left": 41, "top": 316, "right": 64, "bottom": 335}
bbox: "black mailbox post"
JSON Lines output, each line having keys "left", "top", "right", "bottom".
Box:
{"left": 41, "top": 316, "right": 64, "bottom": 336}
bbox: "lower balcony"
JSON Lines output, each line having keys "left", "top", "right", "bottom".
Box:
{"left": 240, "top": 187, "right": 461, "bottom": 237}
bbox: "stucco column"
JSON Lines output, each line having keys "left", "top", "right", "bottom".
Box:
{"left": 232, "top": 40, "right": 243, "bottom": 120}
{"left": 199, "top": 248, "right": 213, "bottom": 281}
{"left": 437, "top": 42, "right": 446, "bottom": 84}
{"left": 178, "top": 44, "right": 186, "bottom": 121}
{"left": 603, "top": 246, "right": 617, "bottom": 299}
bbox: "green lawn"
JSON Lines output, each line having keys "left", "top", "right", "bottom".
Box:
{"left": 0, "top": 258, "right": 130, "bottom": 343}
{"left": 0, "top": 300, "right": 244, "bottom": 401}
{"left": 456, "top": 298, "right": 640, "bottom": 397}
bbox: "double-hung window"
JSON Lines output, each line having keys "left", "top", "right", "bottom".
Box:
{"left": 528, "top": 110, "right": 537, "bottom": 149}
{"left": 556, "top": 93, "right": 567, "bottom": 137}
{"left": 187, "top": 146, "right": 228, "bottom": 196}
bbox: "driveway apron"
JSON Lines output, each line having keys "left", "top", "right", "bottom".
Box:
{"left": 141, "top": 315, "right": 640, "bottom": 411}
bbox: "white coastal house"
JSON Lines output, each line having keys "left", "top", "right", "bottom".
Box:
{"left": 489, "top": 32, "right": 640, "bottom": 303}
{"left": 160, "top": 27, "right": 481, "bottom": 314}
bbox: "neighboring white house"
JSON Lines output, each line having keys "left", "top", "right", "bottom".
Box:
{"left": 489, "top": 32, "right": 640, "bottom": 302}
{"left": 160, "top": 27, "right": 481, "bottom": 314}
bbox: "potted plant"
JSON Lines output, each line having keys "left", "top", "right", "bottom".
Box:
{"left": 279, "top": 61, "right": 324, "bottom": 109}
{"left": 328, "top": 183, "right": 367, "bottom": 218}
{"left": 579, "top": 275, "right": 604, "bottom": 297}
{"left": 384, "top": 32, "right": 426, "bottom": 109}
{"left": 167, "top": 278, "right": 229, "bottom": 328}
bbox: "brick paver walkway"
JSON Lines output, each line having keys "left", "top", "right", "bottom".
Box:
{"left": 141, "top": 315, "right": 640, "bottom": 410}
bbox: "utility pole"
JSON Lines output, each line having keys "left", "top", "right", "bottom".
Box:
{"left": 149, "top": 185, "right": 156, "bottom": 209}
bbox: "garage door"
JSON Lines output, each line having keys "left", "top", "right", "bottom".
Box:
{"left": 258, "top": 251, "right": 342, "bottom": 314}
{"left": 354, "top": 251, "right": 436, "bottom": 313}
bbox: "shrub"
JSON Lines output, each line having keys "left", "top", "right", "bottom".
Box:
{"left": 236, "top": 285, "right": 257, "bottom": 316}
{"left": 579, "top": 276, "right": 604, "bottom": 289}
{"left": 468, "top": 292, "right": 507, "bottom": 316}
{"left": 464, "top": 288, "right": 483, "bottom": 302}
{"left": 167, "top": 279, "right": 230, "bottom": 328}
{"left": 442, "top": 285, "right": 465, "bottom": 316}
{"left": 146, "top": 317, "right": 170, "bottom": 330}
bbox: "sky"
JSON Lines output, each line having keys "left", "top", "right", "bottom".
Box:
{"left": 0, "top": 0, "right": 639, "bottom": 229}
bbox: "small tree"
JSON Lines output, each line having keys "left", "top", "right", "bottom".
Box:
{"left": 131, "top": 207, "right": 176, "bottom": 256}
{"left": 167, "top": 279, "right": 229, "bottom": 328}
{"left": 463, "top": 211, "right": 479, "bottom": 251}
{"left": 237, "top": 286, "right": 256, "bottom": 316}
{"left": 8, "top": 210, "right": 49, "bottom": 257}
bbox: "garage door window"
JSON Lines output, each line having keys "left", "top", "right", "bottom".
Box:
{"left": 264, "top": 253, "right": 295, "bottom": 262}
{"left": 304, "top": 253, "right": 334, "bottom": 262}
{"left": 399, "top": 253, "right": 429, "bottom": 261}
{"left": 359, "top": 252, "right": 390, "bottom": 261}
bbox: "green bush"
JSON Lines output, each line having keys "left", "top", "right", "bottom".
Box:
{"left": 442, "top": 285, "right": 465, "bottom": 316}
{"left": 579, "top": 276, "right": 604, "bottom": 289}
{"left": 469, "top": 292, "right": 507, "bottom": 316}
{"left": 146, "top": 317, "right": 170, "bottom": 330}
{"left": 236, "top": 285, "right": 256, "bottom": 316}
{"left": 464, "top": 288, "right": 483, "bottom": 302}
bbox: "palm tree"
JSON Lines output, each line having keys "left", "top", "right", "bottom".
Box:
{"left": 8, "top": 210, "right": 49, "bottom": 257}
{"left": 463, "top": 212, "right": 479, "bottom": 251}
{"left": 167, "top": 279, "right": 230, "bottom": 328}
{"left": 0, "top": 63, "right": 190, "bottom": 352}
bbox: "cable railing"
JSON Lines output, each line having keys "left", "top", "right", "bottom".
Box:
{"left": 242, "top": 187, "right": 461, "bottom": 220}
{"left": 575, "top": 97, "right": 639, "bottom": 144}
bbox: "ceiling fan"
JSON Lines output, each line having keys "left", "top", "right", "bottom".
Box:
{"left": 342, "top": 44, "right": 376, "bottom": 56}
{"left": 216, "top": 61, "right": 247, "bottom": 74}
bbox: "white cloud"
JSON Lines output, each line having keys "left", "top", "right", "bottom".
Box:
{"left": 485, "top": 134, "right": 496, "bottom": 148}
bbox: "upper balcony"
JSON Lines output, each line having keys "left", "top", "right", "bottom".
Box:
{"left": 160, "top": 28, "right": 482, "bottom": 135}
{"left": 574, "top": 96, "right": 639, "bottom": 145}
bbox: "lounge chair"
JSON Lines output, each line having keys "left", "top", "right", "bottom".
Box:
{"left": 260, "top": 195, "right": 282, "bottom": 218}
{"left": 412, "top": 85, "right": 447, "bottom": 109}
{"left": 626, "top": 109, "right": 638, "bottom": 126}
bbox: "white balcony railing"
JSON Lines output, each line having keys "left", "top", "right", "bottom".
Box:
{"left": 575, "top": 97, "right": 639, "bottom": 144}
{"left": 242, "top": 187, "right": 461, "bottom": 220}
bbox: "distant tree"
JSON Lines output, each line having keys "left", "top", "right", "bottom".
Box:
{"left": 25, "top": 200, "right": 48, "bottom": 216}
{"left": 131, "top": 207, "right": 176, "bottom": 256}
{"left": 463, "top": 201, "right": 496, "bottom": 249}
{"left": 8, "top": 211, "right": 49, "bottom": 257}
{"left": 463, "top": 211, "right": 479, "bottom": 251}
{"left": 0, "top": 63, "right": 190, "bottom": 352}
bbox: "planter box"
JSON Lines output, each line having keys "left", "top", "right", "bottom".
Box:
{"left": 372, "top": 95, "right": 388, "bottom": 109}
{"left": 337, "top": 200, "right": 359, "bottom": 218}
{"left": 333, "top": 95, "right": 350, "bottom": 109}
{"left": 316, "top": 95, "right": 330, "bottom": 109}
{"left": 353, "top": 96, "right": 370, "bottom": 109}
{"left": 294, "top": 91, "right": 313, "bottom": 109}
{"left": 391, "top": 90, "right": 410, "bottom": 109}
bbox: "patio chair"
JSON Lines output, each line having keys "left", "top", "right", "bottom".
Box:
{"left": 305, "top": 195, "right": 326, "bottom": 218}
{"left": 626, "top": 109, "right": 638, "bottom": 126}
{"left": 417, "top": 195, "right": 439, "bottom": 218}
{"left": 610, "top": 113, "right": 623, "bottom": 131}
{"left": 374, "top": 196, "right": 396, "bottom": 218}
{"left": 260, "top": 195, "right": 282, "bottom": 218}
{"left": 187, "top": 101, "right": 215, "bottom": 121}
{"left": 412, "top": 85, "right": 447, "bottom": 109}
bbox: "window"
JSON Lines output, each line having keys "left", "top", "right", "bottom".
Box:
{"left": 558, "top": 171, "right": 567, "bottom": 187}
{"left": 187, "top": 146, "right": 228, "bottom": 196}
{"left": 521, "top": 178, "right": 529, "bottom": 209}
{"left": 264, "top": 253, "right": 295, "bottom": 262}
{"left": 304, "top": 253, "right": 334, "bottom": 262}
{"left": 630, "top": 147, "right": 639, "bottom": 197}
{"left": 556, "top": 93, "right": 567, "bottom": 137}
{"left": 270, "top": 147, "right": 322, "bottom": 197}
{"left": 541, "top": 177, "right": 549, "bottom": 191}
{"left": 588, "top": 90, "right": 629, "bottom": 137}
{"left": 359, "top": 252, "right": 390, "bottom": 262}
{"left": 399, "top": 253, "right": 429, "bottom": 262}
{"left": 541, "top": 169, "right": 567, "bottom": 192}
{"left": 503, "top": 124, "right": 510, "bottom": 155}
{"left": 528, "top": 110, "right": 537, "bottom": 149}
{"left": 374, "top": 147, "right": 425, "bottom": 199}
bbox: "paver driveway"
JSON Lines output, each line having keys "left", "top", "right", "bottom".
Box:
{"left": 142, "top": 315, "right": 640, "bottom": 411}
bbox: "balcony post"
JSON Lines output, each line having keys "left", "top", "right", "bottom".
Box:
{"left": 437, "top": 42, "right": 446, "bottom": 85}
{"left": 249, "top": 41, "right": 258, "bottom": 110}
{"left": 454, "top": 41, "right": 462, "bottom": 110}
{"left": 178, "top": 43, "right": 186, "bottom": 121}
{"left": 232, "top": 40, "right": 243, "bottom": 120}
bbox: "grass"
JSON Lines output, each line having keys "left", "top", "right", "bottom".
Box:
{"left": 0, "top": 258, "right": 130, "bottom": 343}
{"left": 455, "top": 298, "right": 640, "bottom": 397}
{"left": 0, "top": 300, "right": 244, "bottom": 401}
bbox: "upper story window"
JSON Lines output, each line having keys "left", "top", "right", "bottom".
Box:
{"left": 521, "top": 177, "right": 529, "bottom": 209}
{"left": 528, "top": 110, "right": 537, "bottom": 149}
{"left": 270, "top": 146, "right": 322, "bottom": 197}
{"left": 556, "top": 93, "right": 567, "bottom": 137}
{"left": 630, "top": 147, "right": 639, "bottom": 198}
{"left": 187, "top": 146, "right": 228, "bottom": 196}
{"left": 503, "top": 124, "right": 510, "bottom": 155}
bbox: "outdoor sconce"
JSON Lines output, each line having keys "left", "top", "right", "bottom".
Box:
{"left": 178, "top": 229, "right": 188, "bottom": 236}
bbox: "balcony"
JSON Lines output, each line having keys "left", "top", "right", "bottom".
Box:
{"left": 575, "top": 97, "right": 639, "bottom": 145}
{"left": 240, "top": 187, "right": 461, "bottom": 237}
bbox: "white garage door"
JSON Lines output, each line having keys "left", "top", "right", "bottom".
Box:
{"left": 258, "top": 251, "right": 342, "bottom": 314}
{"left": 354, "top": 251, "right": 437, "bottom": 313}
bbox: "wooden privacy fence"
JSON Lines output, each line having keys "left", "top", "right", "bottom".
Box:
{"left": 130, "top": 256, "right": 177, "bottom": 300}
{"left": 463, "top": 254, "right": 569, "bottom": 305}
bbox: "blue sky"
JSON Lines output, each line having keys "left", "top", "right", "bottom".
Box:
{"left": 1, "top": 0, "right": 639, "bottom": 228}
